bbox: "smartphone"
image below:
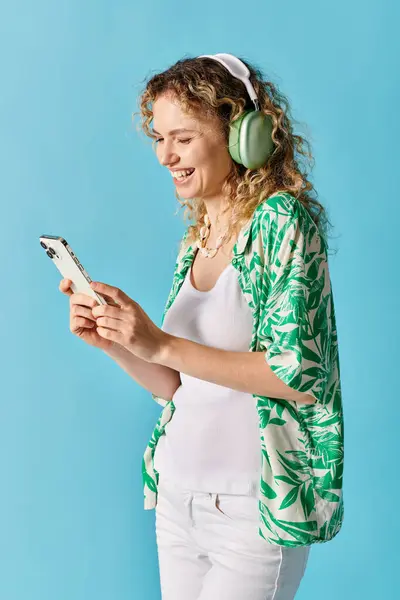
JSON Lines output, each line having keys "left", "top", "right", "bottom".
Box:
{"left": 39, "top": 235, "right": 108, "bottom": 305}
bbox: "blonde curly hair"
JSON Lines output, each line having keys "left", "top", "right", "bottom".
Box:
{"left": 133, "top": 54, "right": 331, "bottom": 248}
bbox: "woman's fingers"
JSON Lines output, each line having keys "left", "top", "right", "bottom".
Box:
{"left": 70, "top": 305, "right": 97, "bottom": 333}
{"left": 91, "top": 305, "right": 125, "bottom": 332}
{"left": 95, "top": 316, "right": 122, "bottom": 331}
{"left": 70, "top": 317, "right": 96, "bottom": 332}
{"left": 59, "top": 281, "right": 98, "bottom": 311}
{"left": 98, "top": 294, "right": 119, "bottom": 307}
{"left": 69, "top": 293, "right": 98, "bottom": 309}
{"left": 71, "top": 305, "right": 96, "bottom": 321}
{"left": 59, "top": 278, "right": 73, "bottom": 296}
{"left": 92, "top": 305, "right": 124, "bottom": 320}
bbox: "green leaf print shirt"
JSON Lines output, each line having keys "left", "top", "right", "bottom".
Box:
{"left": 142, "top": 191, "right": 344, "bottom": 547}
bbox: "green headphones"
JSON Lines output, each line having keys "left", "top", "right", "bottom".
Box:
{"left": 198, "top": 53, "right": 275, "bottom": 170}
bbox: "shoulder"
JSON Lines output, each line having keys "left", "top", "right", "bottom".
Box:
{"left": 255, "top": 192, "right": 315, "bottom": 230}
{"left": 246, "top": 192, "right": 328, "bottom": 269}
{"left": 254, "top": 191, "right": 324, "bottom": 247}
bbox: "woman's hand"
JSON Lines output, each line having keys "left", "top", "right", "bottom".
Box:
{"left": 59, "top": 278, "right": 115, "bottom": 352}
{"left": 90, "top": 281, "right": 169, "bottom": 363}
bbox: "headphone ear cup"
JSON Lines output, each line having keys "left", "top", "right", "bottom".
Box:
{"left": 229, "top": 111, "right": 275, "bottom": 169}
{"left": 228, "top": 112, "right": 247, "bottom": 165}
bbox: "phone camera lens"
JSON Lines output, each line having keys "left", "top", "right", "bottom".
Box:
{"left": 46, "top": 251, "right": 53, "bottom": 259}
{"left": 40, "top": 241, "right": 47, "bottom": 249}
{"left": 48, "top": 248, "right": 56, "bottom": 256}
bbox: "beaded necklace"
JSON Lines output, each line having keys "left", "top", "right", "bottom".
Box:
{"left": 195, "top": 213, "right": 231, "bottom": 259}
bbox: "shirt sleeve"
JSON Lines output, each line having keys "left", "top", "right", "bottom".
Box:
{"left": 151, "top": 392, "right": 171, "bottom": 407}
{"left": 258, "top": 200, "right": 333, "bottom": 404}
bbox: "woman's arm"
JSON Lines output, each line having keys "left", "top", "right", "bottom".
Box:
{"left": 103, "top": 342, "right": 181, "bottom": 401}
{"left": 156, "top": 336, "right": 315, "bottom": 404}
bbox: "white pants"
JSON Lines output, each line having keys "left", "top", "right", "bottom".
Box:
{"left": 155, "top": 476, "right": 310, "bottom": 600}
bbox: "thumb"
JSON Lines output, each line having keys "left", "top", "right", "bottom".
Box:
{"left": 59, "top": 278, "right": 73, "bottom": 297}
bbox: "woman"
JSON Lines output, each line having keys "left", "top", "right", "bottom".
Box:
{"left": 60, "top": 53, "right": 344, "bottom": 600}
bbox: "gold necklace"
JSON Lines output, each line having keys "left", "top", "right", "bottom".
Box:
{"left": 196, "top": 213, "right": 230, "bottom": 259}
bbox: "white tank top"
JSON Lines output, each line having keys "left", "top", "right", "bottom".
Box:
{"left": 153, "top": 259, "right": 262, "bottom": 496}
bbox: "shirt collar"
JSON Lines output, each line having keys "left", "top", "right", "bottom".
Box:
{"left": 233, "top": 215, "right": 253, "bottom": 256}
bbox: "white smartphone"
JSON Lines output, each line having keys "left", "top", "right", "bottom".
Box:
{"left": 39, "top": 235, "right": 108, "bottom": 305}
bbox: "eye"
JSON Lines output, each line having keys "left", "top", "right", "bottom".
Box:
{"left": 154, "top": 137, "right": 192, "bottom": 145}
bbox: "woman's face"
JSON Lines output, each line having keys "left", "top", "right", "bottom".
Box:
{"left": 152, "top": 93, "right": 232, "bottom": 201}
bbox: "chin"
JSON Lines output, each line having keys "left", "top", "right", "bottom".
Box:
{"left": 176, "top": 186, "right": 199, "bottom": 199}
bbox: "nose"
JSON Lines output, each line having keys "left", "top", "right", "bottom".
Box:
{"left": 158, "top": 140, "right": 179, "bottom": 167}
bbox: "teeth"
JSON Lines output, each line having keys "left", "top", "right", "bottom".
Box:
{"left": 171, "top": 169, "right": 195, "bottom": 179}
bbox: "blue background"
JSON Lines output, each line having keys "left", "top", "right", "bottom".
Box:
{"left": 1, "top": 0, "right": 398, "bottom": 598}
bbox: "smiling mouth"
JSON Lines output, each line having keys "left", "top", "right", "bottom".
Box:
{"left": 172, "top": 169, "right": 195, "bottom": 184}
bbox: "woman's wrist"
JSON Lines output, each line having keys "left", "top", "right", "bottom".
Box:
{"left": 103, "top": 341, "right": 130, "bottom": 360}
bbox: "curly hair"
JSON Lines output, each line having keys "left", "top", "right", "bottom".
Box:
{"left": 133, "top": 54, "right": 332, "bottom": 248}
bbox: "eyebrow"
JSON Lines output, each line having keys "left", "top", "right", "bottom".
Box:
{"left": 152, "top": 128, "right": 197, "bottom": 136}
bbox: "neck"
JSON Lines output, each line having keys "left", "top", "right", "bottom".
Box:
{"left": 203, "top": 199, "right": 232, "bottom": 234}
